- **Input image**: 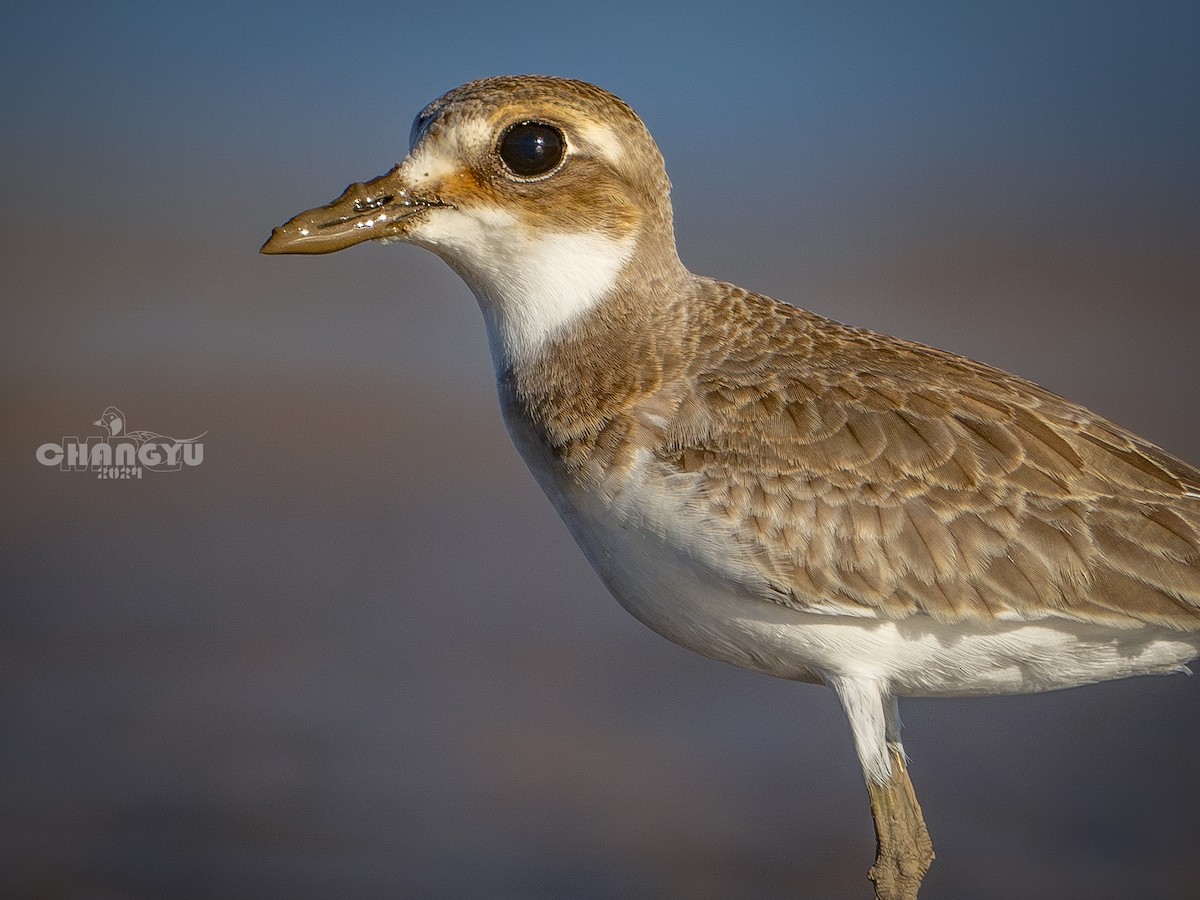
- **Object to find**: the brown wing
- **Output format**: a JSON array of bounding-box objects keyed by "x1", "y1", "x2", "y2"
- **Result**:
[{"x1": 658, "y1": 284, "x2": 1200, "y2": 630}]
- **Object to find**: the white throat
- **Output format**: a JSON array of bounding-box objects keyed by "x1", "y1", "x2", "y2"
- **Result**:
[{"x1": 407, "y1": 207, "x2": 634, "y2": 369}]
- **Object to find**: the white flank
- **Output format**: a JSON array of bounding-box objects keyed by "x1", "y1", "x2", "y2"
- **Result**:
[
  {"x1": 408, "y1": 206, "x2": 634, "y2": 367},
  {"x1": 511, "y1": 427, "x2": 1200, "y2": 696}
]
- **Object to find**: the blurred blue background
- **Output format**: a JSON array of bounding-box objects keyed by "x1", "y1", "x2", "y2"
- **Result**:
[{"x1": 3, "y1": 2, "x2": 1199, "y2": 898}]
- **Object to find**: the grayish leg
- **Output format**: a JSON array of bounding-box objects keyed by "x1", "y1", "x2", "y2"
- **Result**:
[{"x1": 829, "y1": 676, "x2": 934, "y2": 900}]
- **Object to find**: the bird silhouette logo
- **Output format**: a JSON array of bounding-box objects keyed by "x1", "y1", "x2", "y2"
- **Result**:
[
  {"x1": 89, "y1": 407, "x2": 207, "y2": 473},
  {"x1": 92, "y1": 407, "x2": 204, "y2": 445}
]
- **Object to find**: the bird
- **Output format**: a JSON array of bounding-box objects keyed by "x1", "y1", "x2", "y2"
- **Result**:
[{"x1": 262, "y1": 75, "x2": 1200, "y2": 899}]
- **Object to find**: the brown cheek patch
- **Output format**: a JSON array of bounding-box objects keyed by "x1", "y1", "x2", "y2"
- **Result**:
[
  {"x1": 536, "y1": 162, "x2": 644, "y2": 239},
  {"x1": 435, "y1": 153, "x2": 643, "y2": 241},
  {"x1": 437, "y1": 168, "x2": 487, "y2": 203}
]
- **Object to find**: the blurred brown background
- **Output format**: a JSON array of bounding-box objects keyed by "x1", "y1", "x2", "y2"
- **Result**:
[{"x1": 3, "y1": 3, "x2": 1199, "y2": 898}]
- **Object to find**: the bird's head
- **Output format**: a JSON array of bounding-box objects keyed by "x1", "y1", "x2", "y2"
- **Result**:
[
  {"x1": 262, "y1": 76, "x2": 685, "y2": 364},
  {"x1": 94, "y1": 406, "x2": 124, "y2": 436}
]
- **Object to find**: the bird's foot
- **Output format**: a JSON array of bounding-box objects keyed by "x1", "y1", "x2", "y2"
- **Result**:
[{"x1": 866, "y1": 747, "x2": 934, "y2": 900}]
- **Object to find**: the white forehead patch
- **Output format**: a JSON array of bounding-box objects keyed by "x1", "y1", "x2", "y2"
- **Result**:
[
  {"x1": 403, "y1": 115, "x2": 492, "y2": 188},
  {"x1": 405, "y1": 205, "x2": 633, "y2": 368},
  {"x1": 402, "y1": 143, "x2": 457, "y2": 186}
]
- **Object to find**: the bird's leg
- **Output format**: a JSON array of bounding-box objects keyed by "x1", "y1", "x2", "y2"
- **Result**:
[
  {"x1": 866, "y1": 745, "x2": 933, "y2": 900},
  {"x1": 828, "y1": 677, "x2": 934, "y2": 900}
]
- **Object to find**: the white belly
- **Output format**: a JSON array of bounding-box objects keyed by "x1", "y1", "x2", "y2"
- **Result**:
[{"x1": 504, "y1": 412, "x2": 1200, "y2": 698}]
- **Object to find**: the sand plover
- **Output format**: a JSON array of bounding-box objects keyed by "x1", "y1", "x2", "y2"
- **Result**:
[{"x1": 263, "y1": 76, "x2": 1200, "y2": 899}]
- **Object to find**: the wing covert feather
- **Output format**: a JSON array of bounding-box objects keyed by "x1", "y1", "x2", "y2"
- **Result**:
[{"x1": 656, "y1": 284, "x2": 1200, "y2": 629}]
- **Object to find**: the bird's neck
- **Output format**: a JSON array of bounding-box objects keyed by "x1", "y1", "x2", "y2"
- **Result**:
[
  {"x1": 465, "y1": 220, "x2": 681, "y2": 361},
  {"x1": 494, "y1": 253, "x2": 696, "y2": 473}
]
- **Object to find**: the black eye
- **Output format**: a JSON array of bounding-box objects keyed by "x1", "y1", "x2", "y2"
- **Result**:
[{"x1": 498, "y1": 122, "x2": 565, "y2": 178}]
